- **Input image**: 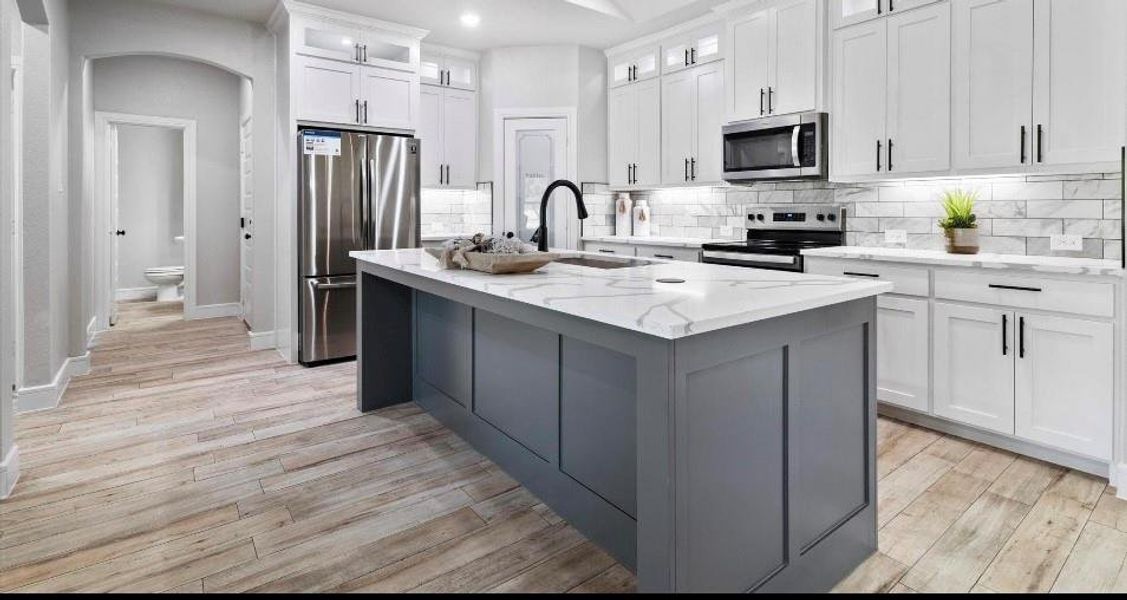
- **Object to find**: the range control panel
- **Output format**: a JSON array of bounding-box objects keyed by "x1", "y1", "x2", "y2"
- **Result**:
[{"x1": 747, "y1": 205, "x2": 846, "y2": 231}]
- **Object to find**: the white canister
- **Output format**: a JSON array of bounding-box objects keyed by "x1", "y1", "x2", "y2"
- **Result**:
[
  {"x1": 633, "y1": 200, "x2": 652, "y2": 237},
  {"x1": 615, "y1": 193, "x2": 633, "y2": 237}
]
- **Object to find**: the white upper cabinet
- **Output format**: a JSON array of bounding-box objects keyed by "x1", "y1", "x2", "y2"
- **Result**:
[
  {"x1": 832, "y1": 20, "x2": 887, "y2": 178},
  {"x1": 1015, "y1": 314, "x2": 1113, "y2": 460},
  {"x1": 359, "y1": 66, "x2": 418, "y2": 131},
  {"x1": 662, "y1": 21, "x2": 726, "y2": 75},
  {"x1": 831, "y1": 0, "x2": 944, "y2": 28},
  {"x1": 952, "y1": 0, "x2": 1034, "y2": 171},
  {"x1": 934, "y1": 302, "x2": 1016, "y2": 435},
  {"x1": 296, "y1": 20, "x2": 365, "y2": 63},
  {"x1": 1031, "y1": 0, "x2": 1127, "y2": 168},
  {"x1": 727, "y1": 0, "x2": 818, "y2": 122},
  {"x1": 421, "y1": 46, "x2": 479, "y2": 91},
  {"x1": 953, "y1": 0, "x2": 1125, "y2": 173},
  {"x1": 295, "y1": 55, "x2": 365, "y2": 125},
  {"x1": 419, "y1": 85, "x2": 478, "y2": 189},
  {"x1": 358, "y1": 32, "x2": 418, "y2": 72},
  {"x1": 662, "y1": 62, "x2": 725, "y2": 185},
  {"x1": 608, "y1": 79, "x2": 661, "y2": 188},
  {"x1": 608, "y1": 45, "x2": 661, "y2": 88},
  {"x1": 885, "y1": 2, "x2": 950, "y2": 174}
]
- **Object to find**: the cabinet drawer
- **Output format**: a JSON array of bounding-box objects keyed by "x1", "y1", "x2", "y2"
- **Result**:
[
  {"x1": 635, "y1": 245, "x2": 701, "y2": 262},
  {"x1": 934, "y1": 270, "x2": 1114, "y2": 318},
  {"x1": 805, "y1": 258, "x2": 930, "y2": 297},
  {"x1": 583, "y1": 242, "x2": 637, "y2": 257}
]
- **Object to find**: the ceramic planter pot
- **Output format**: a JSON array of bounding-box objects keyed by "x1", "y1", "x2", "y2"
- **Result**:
[{"x1": 944, "y1": 228, "x2": 979, "y2": 255}]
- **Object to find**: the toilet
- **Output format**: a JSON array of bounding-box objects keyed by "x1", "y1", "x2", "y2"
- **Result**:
[{"x1": 144, "y1": 266, "x2": 185, "y2": 302}]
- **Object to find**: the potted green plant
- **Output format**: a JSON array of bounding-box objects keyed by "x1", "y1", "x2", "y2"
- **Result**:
[{"x1": 938, "y1": 189, "x2": 980, "y2": 255}]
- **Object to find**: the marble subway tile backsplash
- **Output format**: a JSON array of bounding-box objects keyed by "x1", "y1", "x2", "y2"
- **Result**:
[
  {"x1": 583, "y1": 173, "x2": 1124, "y2": 260},
  {"x1": 421, "y1": 185, "x2": 493, "y2": 237}
]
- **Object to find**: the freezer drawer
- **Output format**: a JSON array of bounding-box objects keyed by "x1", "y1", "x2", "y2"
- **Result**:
[{"x1": 300, "y1": 275, "x2": 357, "y2": 364}]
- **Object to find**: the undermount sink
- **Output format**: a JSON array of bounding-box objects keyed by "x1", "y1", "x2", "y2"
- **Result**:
[{"x1": 555, "y1": 256, "x2": 654, "y2": 270}]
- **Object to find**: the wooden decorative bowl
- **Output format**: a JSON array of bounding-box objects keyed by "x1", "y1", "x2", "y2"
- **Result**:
[{"x1": 426, "y1": 248, "x2": 559, "y2": 274}]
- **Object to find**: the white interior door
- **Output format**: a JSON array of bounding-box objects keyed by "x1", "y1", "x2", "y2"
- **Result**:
[
  {"x1": 239, "y1": 115, "x2": 254, "y2": 328},
  {"x1": 933, "y1": 302, "x2": 1015, "y2": 435},
  {"x1": 501, "y1": 118, "x2": 569, "y2": 247},
  {"x1": 886, "y1": 1, "x2": 950, "y2": 174}
]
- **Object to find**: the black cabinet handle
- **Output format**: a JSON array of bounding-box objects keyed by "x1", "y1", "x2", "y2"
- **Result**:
[
  {"x1": 768, "y1": 87, "x2": 774, "y2": 114},
  {"x1": 691, "y1": 47, "x2": 696, "y2": 64},
  {"x1": 1020, "y1": 126, "x2": 1027, "y2": 163},
  {"x1": 684, "y1": 49, "x2": 690, "y2": 67},
  {"x1": 632, "y1": 163, "x2": 638, "y2": 185},
  {"x1": 1019, "y1": 316, "x2": 1026, "y2": 358},
  {"x1": 1002, "y1": 314, "x2": 1009, "y2": 356},
  {"x1": 598, "y1": 249, "x2": 616, "y2": 254},
  {"x1": 355, "y1": 44, "x2": 361, "y2": 63},
  {"x1": 655, "y1": 254, "x2": 675, "y2": 259},
  {"x1": 760, "y1": 88, "x2": 766, "y2": 116},
  {"x1": 244, "y1": 233, "x2": 252, "y2": 240},
  {"x1": 115, "y1": 230, "x2": 126, "y2": 236},
  {"x1": 989, "y1": 284, "x2": 1043, "y2": 292},
  {"x1": 691, "y1": 158, "x2": 697, "y2": 181},
  {"x1": 889, "y1": 0, "x2": 894, "y2": 11},
  {"x1": 888, "y1": 139, "x2": 894, "y2": 171},
  {"x1": 876, "y1": 140, "x2": 882, "y2": 172},
  {"x1": 363, "y1": 100, "x2": 369, "y2": 124},
  {"x1": 684, "y1": 158, "x2": 690, "y2": 182},
  {"x1": 843, "y1": 271, "x2": 880, "y2": 278},
  {"x1": 355, "y1": 99, "x2": 361, "y2": 124},
  {"x1": 877, "y1": 0, "x2": 882, "y2": 14},
  {"x1": 1036, "y1": 124, "x2": 1044, "y2": 163}
]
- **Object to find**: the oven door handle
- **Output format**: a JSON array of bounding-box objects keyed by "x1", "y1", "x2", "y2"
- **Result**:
[
  {"x1": 791, "y1": 125, "x2": 802, "y2": 168},
  {"x1": 702, "y1": 250, "x2": 798, "y2": 266}
]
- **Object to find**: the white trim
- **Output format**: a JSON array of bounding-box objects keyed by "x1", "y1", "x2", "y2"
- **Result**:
[
  {"x1": 10, "y1": 56, "x2": 22, "y2": 390},
  {"x1": 15, "y1": 353, "x2": 92, "y2": 413},
  {"x1": 278, "y1": 0, "x2": 430, "y2": 39},
  {"x1": 491, "y1": 107, "x2": 580, "y2": 248},
  {"x1": 185, "y1": 302, "x2": 242, "y2": 321},
  {"x1": 114, "y1": 286, "x2": 158, "y2": 302},
  {"x1": 421, "y1": 42, "x2": 481, "y2": 61},
  {"x1": 0, "y1": 444, "x2": 19, "y2": 499},
  {"x1": 247, "y1": 329, "x2": 277, "y2": 351},
  {"x1": 94, "y1": 112, "x2": 198, "y2": 332}
]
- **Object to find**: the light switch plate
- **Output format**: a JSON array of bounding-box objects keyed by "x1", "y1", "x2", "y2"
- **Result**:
[
  {"x1": 885, "y1": 230, "x2": 908, "y2": 245},
  {"x1": 1050, "y1": 234, "x2": 1083, "y2": 252}
]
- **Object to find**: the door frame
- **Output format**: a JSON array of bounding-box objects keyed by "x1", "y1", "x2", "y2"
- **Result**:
[
  {"x1": 10, "y1": 56, "x2": 22, "y2": 389},
  {"x1": 491, "y1": 107, "x2": 579, "y2": 249},
  {"x1": 93, "y1": 111, "x2": 197, "y2": 329},
  {"x1": 239, "y1": 113, "x2": 254, "y2": 329}
]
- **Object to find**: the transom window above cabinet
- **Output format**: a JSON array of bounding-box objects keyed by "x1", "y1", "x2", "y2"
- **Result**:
[
  {"x1": 295, "y1": 18, "x2": 419, "y2": 73},
  {"x1": 661, "y1": 21, "x2": 725, "y2": 75},
  {"x1": 421, "y1": 46, "x2": 478, "y2": 91},
  {"x1": 608, "y1": 45, "x2": 661, "y2": 88},
  {"x1": 831, "y1": 0, "x2": 945, "y2": 29}
]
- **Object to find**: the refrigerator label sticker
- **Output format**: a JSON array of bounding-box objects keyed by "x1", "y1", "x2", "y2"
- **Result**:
[{"x1": 304, "y1": 132, "x2": 341, "y2": 156}]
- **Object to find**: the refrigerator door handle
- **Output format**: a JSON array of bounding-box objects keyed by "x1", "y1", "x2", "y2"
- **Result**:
[
  {"x1": 360, "y1": 153, "x2": 370, "y2": 249},
  {"x1": 368, "y1": 157, "x2": 378, "y2": 248},
  {"x1": 313, "y1": 280, "x2": 358, "y2": 291}
]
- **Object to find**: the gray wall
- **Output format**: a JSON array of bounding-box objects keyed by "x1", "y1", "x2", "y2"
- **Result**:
[
  {"x1": 93, "y1": 55, "x2": 241, "y2": 307},
  {"x1": 115, "y1": 124, "x2": 185, "y2": 291}
]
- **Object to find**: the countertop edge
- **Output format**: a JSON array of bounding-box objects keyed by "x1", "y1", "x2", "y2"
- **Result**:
[{"x1": 802, "y1": 247, "x2": 1124, "y2": 277}]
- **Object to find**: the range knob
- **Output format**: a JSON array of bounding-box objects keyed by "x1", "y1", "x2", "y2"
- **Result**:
[
  {"x1": 756, "y1": 213, "x2": 766, "y2": 222},
  {"x1": 816, "y1": 213, "x2": 826, "y2": 222},
  {"x1": 827, "y1": 213, "x2": 838, "y2": 222}
]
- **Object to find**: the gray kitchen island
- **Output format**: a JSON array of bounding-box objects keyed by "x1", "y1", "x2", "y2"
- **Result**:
[{"x1": 351, "y1": 248, "x2": 892, "y2": 593}]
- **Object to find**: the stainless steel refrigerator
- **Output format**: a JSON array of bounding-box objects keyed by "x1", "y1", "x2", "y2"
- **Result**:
[{"x1": 299, "y1": 129, "x2": 420, "y2": 365}]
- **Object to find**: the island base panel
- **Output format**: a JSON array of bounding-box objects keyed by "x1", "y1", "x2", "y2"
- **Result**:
[{"x1": 357, "y1": 273, "x2": 413, "y2": 412}]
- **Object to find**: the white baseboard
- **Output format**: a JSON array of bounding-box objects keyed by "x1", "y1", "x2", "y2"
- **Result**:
[
  {"x1": 248, "y1": 329, "x2": 277, "y2": 351},
  {"x1": 1115, "y1": 464, "x2": 1127, "y2": 499},
  {"x1": 186, "y1": 303, "x2": 242, "y2": 321},
  {"x1": 115, "y1": 286, "x2": 158, "y2": 302},
  {"x1": 86, "y1": 316, "x2": 98, "y2": 349},
  {"x1": 15, "y1": 353, "x2": 93, "y2": 413},
  {"x1": 0, "y1": 445, "x2": 20, "y2": 499}
]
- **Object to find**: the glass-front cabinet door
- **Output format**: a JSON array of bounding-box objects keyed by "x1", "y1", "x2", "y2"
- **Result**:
[
  {"x1": 297, "y1": 20, "x2": 364, "y2": 63},
  {"x1": 831, "y1": 0, "x2": 883, "y2": 28},
  {"x1": 420, "y1": 52, "x2": 443, "y2": 87},
  {"x1": 444, "y1": 56, "x2": 477, "y2": 91},
  {"x1": 359, "y1": 32, "x2": 417, "y2": 72}
]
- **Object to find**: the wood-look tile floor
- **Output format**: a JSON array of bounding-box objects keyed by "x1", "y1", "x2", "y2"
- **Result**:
[{"x1": 4, "y1": 301, "x2": 1125, "y2": 593}]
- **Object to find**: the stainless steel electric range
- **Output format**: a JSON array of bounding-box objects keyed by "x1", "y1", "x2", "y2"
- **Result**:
[{"x1": 701, "y1": 205, "x2": 846, "y2": 272}]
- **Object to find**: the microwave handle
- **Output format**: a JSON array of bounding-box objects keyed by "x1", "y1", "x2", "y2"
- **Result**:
[{"x1": 791, "y1": 125, "x2": 802, "y2": 168}]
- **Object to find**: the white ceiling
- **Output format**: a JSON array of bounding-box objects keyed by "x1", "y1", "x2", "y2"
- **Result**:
[{"x1": 142, "y1": 0, "x2": 731, "y2": 50}]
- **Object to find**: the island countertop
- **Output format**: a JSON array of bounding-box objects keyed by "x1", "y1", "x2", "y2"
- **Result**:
[{"x1": 351, "y1": 248, "x2": 892, "y2": 339}]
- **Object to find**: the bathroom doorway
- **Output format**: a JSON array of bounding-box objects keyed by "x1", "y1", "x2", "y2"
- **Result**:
[{"x1": 94, "y1": 112, "x2": 197, "y2": 328}]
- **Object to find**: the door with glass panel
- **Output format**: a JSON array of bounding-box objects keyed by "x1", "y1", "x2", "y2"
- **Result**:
[{"x1": 500, "y1": 118, "x2": 572, "y2": 249}]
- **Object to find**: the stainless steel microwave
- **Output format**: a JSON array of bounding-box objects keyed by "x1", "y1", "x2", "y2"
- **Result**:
[{"x1": 722, "y1": 112, "x2": 827, "y2": 182}]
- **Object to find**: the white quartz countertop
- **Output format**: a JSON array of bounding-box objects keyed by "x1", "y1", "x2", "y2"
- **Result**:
[
  {"x1": 802, "y1": 246, "x2": 1124, "y2": 277},
  {"x1": 581, "y1": 235, "x2": 735, "y2": 249},
  {"x1": 352, "y1": 249, "x2": 892, "y2": 340}
]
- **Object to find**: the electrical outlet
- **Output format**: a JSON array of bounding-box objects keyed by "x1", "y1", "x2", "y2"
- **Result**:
[
  {"x1": 1050, "y1": 234, "x2": 1083, "y2": 252},
  {"x1": 885, "y1": 230, "x2": 908, "y2": 245}
]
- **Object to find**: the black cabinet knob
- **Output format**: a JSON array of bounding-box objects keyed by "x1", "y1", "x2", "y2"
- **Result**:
[{"x1": 244, "y1": 233, "x2": 252, "y2": 240}]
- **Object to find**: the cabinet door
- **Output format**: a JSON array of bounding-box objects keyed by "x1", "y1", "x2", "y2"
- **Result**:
[
  {"x1": 876, "y1": 296, "x2": 929, "y2": 412},
  {"x1": 608, "y1": 52, "x2": 635, "y2": 88},
  {"x1": 886, "y1": 1, "x2": 950, "y2": 174},
  {"x1": 663, "y1": 37, "x2": 693, "y2": 75},
  {"x1": 418, "y1": 85, "x2": 443, "y2": 188},
  {"x1": 934, "y1": 303, "x2": 1015, "y2": 435},
  {"x1": 295, "y1": 55, "x2": 361, "y2": 125},
  {"x1": 360, "y1": 67, "x2": 418, "y2": 131},
  {"x1": 690, "y1": 22, "x2": 726, "y2": 66},
  {"x1": 1015, "y1": 314, "x2": 1113, "y2": 460},
  {"x1": 359, "y1": 32, "x2": 417, "y2": 73},
  {"x1": 832, "y1": 20, "x2": 887, "y2": 177},
  {"x1": 772, "y1": 0, "x2": 818, "y2": 116},
  {"x1": 635, "y1": 79, "x2": 662, "y2": 187},
  {"x1": 953, "y1": 0, "x2": 1034, "y2": 170},
  {"x1": 1032, "y1": 0, "x2": 1127, "y2": 167},
  {"x1": 296, "y1": 20, "x2": 362, "y2": 63},
  {"x1": 727, "y1": 9, "x2": 773, "y2": 122},
  {"x1": 442, "y1": 89, "x2": 477, "y2": 188},
  {"x1": 419, "y1": 51, "x2": 443, "y2": 87},
  {"x1": 444, "y1": 55, "x2": 478, "y2": 91},
  {"x1": 634, "y1": 46, "x2": 662, "y2": 82},
  {"x1": 662, "y1": 70, "x2": 696, "y2": 184},
  {"x1": 692, "y1": 63, "x2": 726, "y2": 184},
  {"x1": 608, "y1": 85, "x2": 637, "y2": 188}
]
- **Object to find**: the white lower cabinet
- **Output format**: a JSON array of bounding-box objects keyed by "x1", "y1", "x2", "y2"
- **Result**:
[
  {"x1": 876, "y1": 296, "x2": 929, "y2": 412},
  {"x1": 934, "y1": 302, "x2": 1016, "y2": 435},
  {"x1": 1015, "y1": 314, "x2": 1113, "y2": 460}
]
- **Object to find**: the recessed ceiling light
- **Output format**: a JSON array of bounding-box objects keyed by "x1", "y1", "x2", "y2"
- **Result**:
[{"x1": 460, "y1": 12, "x2": 481, "y2": 28}]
